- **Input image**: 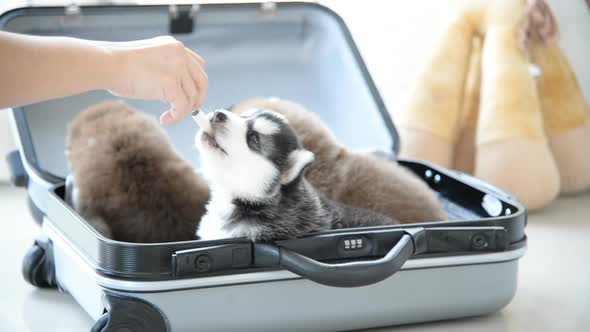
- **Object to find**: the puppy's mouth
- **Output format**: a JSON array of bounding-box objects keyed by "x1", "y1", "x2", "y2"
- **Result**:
[{"x1": 201, "y1": 132, "x2": 227, "y2": 155}]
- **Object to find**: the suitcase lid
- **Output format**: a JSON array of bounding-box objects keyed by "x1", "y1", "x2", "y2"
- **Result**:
[{"x1": 1, "y1": 1, "x2": 398, "y2": 184}]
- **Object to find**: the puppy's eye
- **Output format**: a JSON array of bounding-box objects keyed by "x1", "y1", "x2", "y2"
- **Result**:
[{"x1": 247, "y1": 131, "x2": 260, "y2": 145}]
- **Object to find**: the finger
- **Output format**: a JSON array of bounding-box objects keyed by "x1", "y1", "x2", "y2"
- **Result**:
[
  {"x1": 188, "y1": 62, "x2": 209, "y2": 107},
  {"x1": 173, "y1": 80, "x2": 194, "y2": 123},
  {"x1": 186, "y1": 56, "x2": 208, "y2": 108},
  {"x1": 181, "y1": 72, "x2": 199, "y2": 109},
  {"x1": 160, "y1": 82, "x2": 191, "y2": 125},
  {"x1": 159, "y1": 110, "x2": 174, "y2": 125},
  {"x1": 186, "y1": 48, "x2": 205, "y2": 67}
]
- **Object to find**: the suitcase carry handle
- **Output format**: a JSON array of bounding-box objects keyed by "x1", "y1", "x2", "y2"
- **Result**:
[{"x1": 256, "y1": 229, "x2": 423, "y2": 287}]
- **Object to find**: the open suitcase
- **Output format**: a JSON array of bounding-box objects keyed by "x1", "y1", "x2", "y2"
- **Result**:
[{"x1": 2, "y1": 2, "x2": 527, "y2": 331}]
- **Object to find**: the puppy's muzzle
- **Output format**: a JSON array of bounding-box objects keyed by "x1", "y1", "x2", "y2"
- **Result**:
[{"x1": 212, "y1": 111, "x2": 227, "y2": 124}]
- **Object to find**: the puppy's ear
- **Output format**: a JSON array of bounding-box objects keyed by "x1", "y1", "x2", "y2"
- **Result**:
[{"x1": 281, "y1": 149, "x2": 314, "y2": 185}]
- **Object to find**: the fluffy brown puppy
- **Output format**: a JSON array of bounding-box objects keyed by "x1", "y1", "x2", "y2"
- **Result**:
[
  {"x1": 66, "y1": 100, "x2": 209, "y2": 243},
  {"x1": 231, "y1": 98, "x2": 447, "y2": 224}
]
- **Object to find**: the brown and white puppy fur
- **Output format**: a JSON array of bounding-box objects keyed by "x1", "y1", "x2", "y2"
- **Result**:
[
  {"x1": 230, "y1": 98, "x2": 448, "y2": 223},
  {"x1": 66, "y1": 101, "x2": 209, "y2": 243}
]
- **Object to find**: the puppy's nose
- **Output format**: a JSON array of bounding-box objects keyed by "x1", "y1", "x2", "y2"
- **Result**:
[{"x1": 212, "y1": 111, "x2": 227, "y2": 123}]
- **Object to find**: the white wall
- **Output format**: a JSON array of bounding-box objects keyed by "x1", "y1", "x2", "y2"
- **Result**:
[{"x1": 327, "y1": 0, "x2": 590, "y2": 110}]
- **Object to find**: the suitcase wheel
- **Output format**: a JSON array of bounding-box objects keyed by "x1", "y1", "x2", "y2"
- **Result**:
[
  {"x1": 95, "y1": 294, "x2": 169, "y2": 332},
  {"x1": 22, "y1": 238, "x2": 57, "y2": 288},
  {"x1": 90, "y1": 313, "x2": 109, "y2": 332}
]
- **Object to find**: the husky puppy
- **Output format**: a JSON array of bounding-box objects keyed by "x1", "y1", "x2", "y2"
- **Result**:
[
  {"x1": 230, "y1": 98, "x2": 448, "y2": 223},
  {"x1": 195, "y1": 109, "x2": 398, "y2": 242},
  {"x1": 66, "y1": 101, "x2": 210, "y2": 243}
]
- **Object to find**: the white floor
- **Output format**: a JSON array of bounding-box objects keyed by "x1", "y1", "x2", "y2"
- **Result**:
[{"x1": 0, "y1": 185, "x2": 589, "y2": 331}]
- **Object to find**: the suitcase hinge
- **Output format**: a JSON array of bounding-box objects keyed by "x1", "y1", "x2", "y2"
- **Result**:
[
  {"x1": 259, "y1": 1, "x2": 277, "y2": 18},
  {"x1": 261, "y1": 1, "x2": 277, "y2": 12},
  {"x1": 5, "y1": 150, "x2": 27, "y2": 188},
  {"x1": 61, "y1": 3, "x2": 83, "y2": 27},
  {"x1": 169, "y1": 4, "x2": 199, "y2": 34}
]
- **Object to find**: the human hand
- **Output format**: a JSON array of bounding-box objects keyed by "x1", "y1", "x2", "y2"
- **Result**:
[{"x1": 105, "y1": 36, "x2": 208, "y2": 125}]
